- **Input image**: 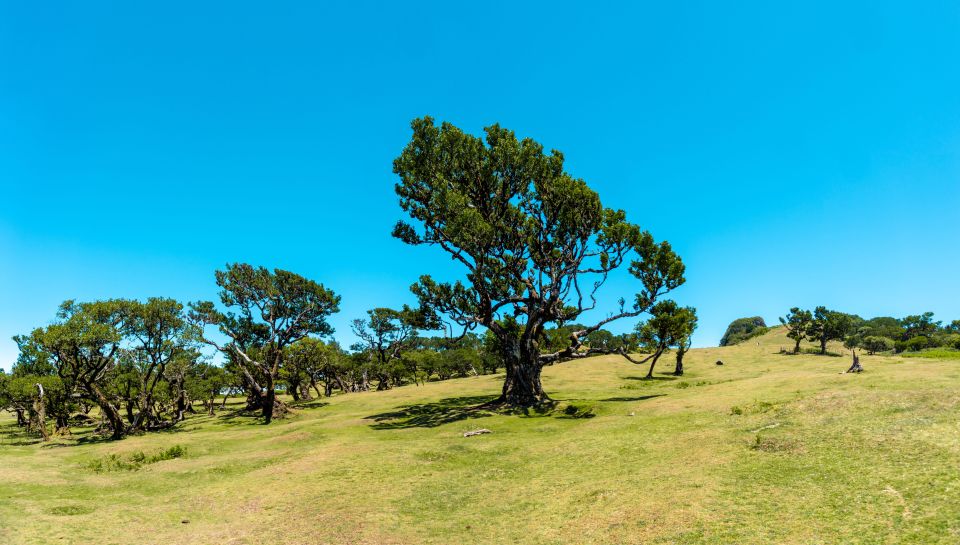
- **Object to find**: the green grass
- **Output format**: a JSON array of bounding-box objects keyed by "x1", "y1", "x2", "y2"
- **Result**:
[
  {"x1": 899, "y1": 347, "x2": 960, "y2": 360},
  {"x1": 2, "y1": 327, "x2": 960, "y2": 544},
  {"x1": 85, "y1": 445, "x2": 187, "y2": 473}
]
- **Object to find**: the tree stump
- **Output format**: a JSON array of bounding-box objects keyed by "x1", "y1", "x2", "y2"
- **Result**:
[{"x1": 846, "y1": 350, "x2": 863, "y2": 373}]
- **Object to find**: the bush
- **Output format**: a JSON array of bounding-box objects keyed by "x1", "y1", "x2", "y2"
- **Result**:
[
  {"x1": 940, "y1": 333, "x2": 960, "y2": 350},
  {"x1": 720, "y1": 317, "x2": 769, "y2": 346},
  {"x1": 902, "y1": 336, "x2": 932, "y2": 353},
  {"x1": 861, "y1": 336, "x2": 895, "y2": 354}
]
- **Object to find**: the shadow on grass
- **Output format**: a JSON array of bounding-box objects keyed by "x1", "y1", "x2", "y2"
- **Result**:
[
  {"x1": 74, "y1": 432, "x2": 114, "y2": 445},
  {"x1": 780, "y1": 350, "x2": 844, "y2": 358},
  {"x1": 366, "y1": 395, "x2": 499, "y2": 430},
  {"x1": 599, "y1": 394, "x2": 666, "y2": 402},
  {"x1": 293, "y1": 400, "x2": 330, "y2": 410},
  {"x1": 623, "y1": 375, "x2": 678, "y2": 381}
]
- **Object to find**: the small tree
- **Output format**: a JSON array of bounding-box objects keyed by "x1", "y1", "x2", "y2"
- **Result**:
[
  {"x1": 672, "y1": 307, "x2": 698, "y2": 376},
  {"x1": 185, "y1": 362, "x2": 231, "y2": 415},
  {"x1": 635, "y1": 301, "x2": 697, "y2": 379},
  {"x1": 779, "y1": 308, "x2": 812, "y2": 353},
  {"x1": 283, "y1": 337, "x2": 346, "y2": 398},
  {"x1": 351, "y1": 307, "x2": 435, "y2": 390},
  {"x1": 807, "y1": 307, "x2": 855, "y2": 355},
  {"x1": 392, "y1": 117, "x2": 684, "y2": 406},
  {"x1": 190, "y1": 264, "x2": 340, "y2": 423}
]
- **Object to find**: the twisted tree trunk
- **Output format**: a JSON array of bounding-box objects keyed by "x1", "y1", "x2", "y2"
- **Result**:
[
  {"x1": 673, "y1": 347, "x2": 686, "y2": 376},
  {"x1": 498, "y1": 338, "x2": 549, "y2": 407},
  {"x1": 88, "y1": 381, "x2": 126, "y2": 440},
  {"x1": 15, "y1": 407, "x2": 27, "y2": 427},
  {"x1": 33, "y1": 383, "x2": 49, "y2": 441},
  {"x1": 645, "y1": 351, "x2": 663, "y2": 379}
]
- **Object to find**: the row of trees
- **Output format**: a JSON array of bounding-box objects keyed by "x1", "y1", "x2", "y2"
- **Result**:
[
  {"x1": 1, "y1": 274, "x2": 699, "y2": 441},
  {"x1": 780, "y1": 307, "x2": 960, "y2": 355},
  {"x1": 3, "y1": 117, "x2": 699, "y2": 440}
]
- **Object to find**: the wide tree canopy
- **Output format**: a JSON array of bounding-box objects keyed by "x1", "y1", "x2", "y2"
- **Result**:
[{"x1": 392, "y1": 117, "x2": 685, "y2": 406}]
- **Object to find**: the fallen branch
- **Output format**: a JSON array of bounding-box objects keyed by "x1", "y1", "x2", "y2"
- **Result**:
[{"x1": 463, "y1": 429, "x2": 492, "y2": 437}]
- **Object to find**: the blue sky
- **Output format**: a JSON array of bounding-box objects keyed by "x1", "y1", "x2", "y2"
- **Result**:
[{"x1": 2, "y1": 1, "x2": 959, "y2": 370}]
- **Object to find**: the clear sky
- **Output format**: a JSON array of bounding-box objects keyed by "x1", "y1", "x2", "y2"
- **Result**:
[{"x1": 2, "y1": 1, "x2": 959, "y2": 370}]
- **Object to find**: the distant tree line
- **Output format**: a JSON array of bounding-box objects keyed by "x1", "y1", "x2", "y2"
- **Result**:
[{"x1": 779, "y1": 307, "x2": 960, "y2": 355}]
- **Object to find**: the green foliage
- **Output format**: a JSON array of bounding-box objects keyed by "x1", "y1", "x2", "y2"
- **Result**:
[
  {"x1": 719, "y1": 317, "x2": 768, "y2": 346},
  {"x1": 637, "y1": 301, "x2": 697, "y2": 352},
  {"x1": 784, "y1": 309, "x2": 960, "y2": 355},
  {"x1": 350, "y1": 307, "x2": 435, "y2": 390},
  {"x1": 392, "y1": 117, "x2": 684, "y2": 402},
  {"x1": 900, "y1": 335, "x2": 934, "y2": 353},
  {"x1": 901, "y1": 312, "x2": 941, "y2": 340},
  {"x1": 807, "y1": 307, "x2": 858, "y2": 355},
  {"x1": 86, "y1": 445, "x2": 186, "y2": 473},
  {"x1": 858, "y1": 316, "x2": 904, "y2": 340},
  {"x1": 190, "y1": 263, "x2": 341, "y2": 422},
  {"x1": 903, "y1": 348, "x2": 960, "y2": 360},
  {"x1": 779, "y1": 308, "x2": 812, "y2": 353},
  {"x1": 281, "y1": 337, "x2": 346, "y2": 398},
  {"x1": 860, "y1": 336, "x2": 895, "y2": 354}
]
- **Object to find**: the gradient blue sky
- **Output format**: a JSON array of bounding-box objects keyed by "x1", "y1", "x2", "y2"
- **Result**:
[{"x1": 2, "y1": 1, "x2": 959, "y2": 370}]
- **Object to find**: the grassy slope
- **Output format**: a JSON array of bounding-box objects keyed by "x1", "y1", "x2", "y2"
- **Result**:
[{"x1": 2, "y1": 327, "x2": 960, "y2": 545}]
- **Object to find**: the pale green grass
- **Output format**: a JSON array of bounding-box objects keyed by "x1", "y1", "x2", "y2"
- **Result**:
[
  {"x1": 2, "y1": 327, "x2": 959, "y2": 544},
  {"x1": 900, "y1": 348, "x2": 960, "y2": 360}
]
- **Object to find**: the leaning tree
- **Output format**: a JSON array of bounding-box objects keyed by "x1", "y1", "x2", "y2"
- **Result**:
[
  {"x1": 190, "y1": 264, "x2": 340, "y2": 423},
  {"x1": 669, "y1": 305, "x2": 698, "y2": 376},
  {"x1": 29, "y1": 300, "x2": 129, "y2": 439},
  {"x1": 634, "y1": 300, "x2": 697, "y2": 378},
  {"x1": 779, "y1": 307, "x2": 813, "y2": 353},
  {"x1": 392, "y1": 117, "x2": 685, "y2": 406}
]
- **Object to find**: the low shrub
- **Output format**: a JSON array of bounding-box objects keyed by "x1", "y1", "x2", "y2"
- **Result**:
[{"x1": 86, "y1": 445, "x2": 186, "y2": 473}]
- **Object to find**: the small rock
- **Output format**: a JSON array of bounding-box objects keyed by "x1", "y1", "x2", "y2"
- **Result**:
[
  {"x1": 463, "y1": 429, "x2": 492, "y2": 437},
  {"x1": 715, "y1": 360, "x2": 724, "y2": 366},
  {"x1": 628, "y1": 412, "x2": 635, "y2": 416}
]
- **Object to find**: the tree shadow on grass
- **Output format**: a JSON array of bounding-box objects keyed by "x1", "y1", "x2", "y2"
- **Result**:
[
  {"x1": 215, "y1": 409, "x2": 272, "y2": 427},
  {"x1": 599, "y1": 394, "x2": 666, "y2": 402},
  {"x1": 293, "y1": 400, "x2": 329, "y2": 410},
  {"x1": 366, "y1": 395, "x2": 499, "y2": 430},
  {"x1": 623, "y1": 375, "x2": 678, "y2": 381},
  {"x1": 74, "y1": 432, "x2": 114, "y2": 445}
]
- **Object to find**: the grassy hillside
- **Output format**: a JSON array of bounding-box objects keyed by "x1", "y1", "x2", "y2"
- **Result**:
[{"x1": 3, "y1": 327, "x2": 960, "y2": 544}]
